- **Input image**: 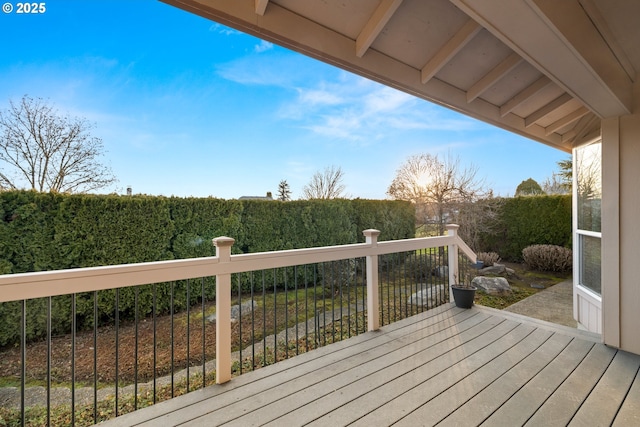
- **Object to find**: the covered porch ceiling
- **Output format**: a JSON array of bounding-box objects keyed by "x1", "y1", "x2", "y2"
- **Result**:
[{"x1": 161, "y1": 0, "x2": 640, "y2": 154}]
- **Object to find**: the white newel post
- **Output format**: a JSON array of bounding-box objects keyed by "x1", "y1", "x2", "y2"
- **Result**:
[
  {"x1": 364, "y1": 229, "x2": 381, "y2": 331},
  {"x1": 446, "y1": 224, "x2": 460, "y2": 303},
  {"x1": 213, "y1": 236, "x2": 234, "y2": 384}
]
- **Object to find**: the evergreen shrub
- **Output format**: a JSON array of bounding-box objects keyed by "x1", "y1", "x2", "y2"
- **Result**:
[{"x1": 0, "y1": 192, "x2": 414, "y2": 346}]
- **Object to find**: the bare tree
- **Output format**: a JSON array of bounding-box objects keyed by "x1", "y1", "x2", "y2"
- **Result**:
[
  {"x1": 542, "y1": 173, "x2": 570, "y2": 195},
  {"x1": 542, "y1": 157, "x2": 572, "y2": 195},
  {"x1": 277, "y1": 179, "x2": 292, "y2": 201},
  {"x1": 387, "y1": 153, "x2": 490, "y2": 238},
  {"x1": 0, "y1": 95, "x2": 116, "y2": 193},
  {"x1": 302, "y1": 165, "x2": 346, "y2": 199}
]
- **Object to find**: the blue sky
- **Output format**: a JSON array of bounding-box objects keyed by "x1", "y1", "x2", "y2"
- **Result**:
[{"x1": 0, "y1": 0, "x2": 568, "y2": 199}]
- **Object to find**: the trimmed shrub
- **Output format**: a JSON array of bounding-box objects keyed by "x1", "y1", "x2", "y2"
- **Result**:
[
  {"x1": 477, "y1": 252, "x2": 501, "y2": 267},
  {"x1": 522, "y1": 244, "x2": 572, "y2": 272}
]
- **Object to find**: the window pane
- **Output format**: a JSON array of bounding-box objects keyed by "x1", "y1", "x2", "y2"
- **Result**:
[
  {"x1": 579, "y1": 234, "x2": 601, "y2": 295},
  {"x1": 576, "y1": 142, "x2": 602, "y2": 232}
]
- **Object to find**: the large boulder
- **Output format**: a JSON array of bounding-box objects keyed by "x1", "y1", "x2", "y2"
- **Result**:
[
  {"x1": 472, "y1": 276, "x2": 511, "y2": 295},
  {"x1": 408, "y1": 284, "x2": 447, "y2": 308}
]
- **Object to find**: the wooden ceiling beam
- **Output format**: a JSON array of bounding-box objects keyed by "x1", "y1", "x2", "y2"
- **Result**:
[
  {"x1": 356, "y1": 0, "x2": 404, "y2": 58},
  {"x1": 561, "y1": 113, "x2": 593, "y2": 144},
  {"x1": 579, "y1": 0, "x2": 636, "y2": 81},
  {"x1": 573, "y1": 114, "x2": 600, "y2": 143},
  {"x1": 545, "y1": 106, "x2": 590, "y2": 136},
  {"x1": 255, "y1": 0, "x2": 268, "y2": 16},
  {"x1": 524, "y1": 93, "x2": 573, "y2": 128},
  {"x1": 499, "y1": 76, "x2": 551, "y2": 117},
  {"x1": 467, "y1": 52, "x2": 522, "y2": 103},
  {"x1": 420, "y1": 19, "x2": 481, "y2": 84}
]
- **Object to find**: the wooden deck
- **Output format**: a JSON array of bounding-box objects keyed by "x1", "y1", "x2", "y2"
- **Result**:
[{"x1": 102, "y1": 303, "x2": 640, "y2": 426}]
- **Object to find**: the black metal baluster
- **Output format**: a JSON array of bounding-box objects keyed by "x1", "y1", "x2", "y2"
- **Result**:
[
  {"x1": 71, "y1": 294, "x2": 76, "y2": 426},
  {"x1": 304, "y1": 266, "x2": 309, "y2": 351},
  {"x1": 47, "y1": 296, "x2": 51, "y2": 426},
  {"x1": 339, "y1": 261, "x2": 344, "y2": 341},
  {"x1": 284, "y1": 269, "x2": 288, "y2": 360},
  {"x1": 294, "y1": 265, "x2": 299, "y2": 355},
  {"x1": 93, "y1": 291, "x2": 98, "y2": 423},
  {"x1": 115, "y1": 289, "x2": 119, "y2": 416},
  {"x1": 262, "y1": 271, "x2": 266, "y2": 367},
  {"x1": 170, "y1": 282, "x2": 174, "y2": 397},
  {"x1": 330, "y1": 262, "x2": 335, "y2": 343},
  {"x1": 322, "y1": 263, "x2": 327, "y2": 346},
  {"x1": 250, "y1": 271, "x2": 255, "y2": 370},
  {"x1": 273, "y1": 269, "x2": 277, "y2": 362},
  {"x1": 134, "y1": 286, "x2": 139, "y2": 409},
  {"x1": 153, "y1": 284, "x2": 157, "y2": 403},
  {"x1": 314, "y1": 265, "x2": 319, "y2": 348},
  {"x1": 346, "y1": 259, "x2": 351, "y2": 338},
  {"x1": 20, "y1": 300, "x2": 25, "y2": 427},
  {"x1": 186, "y1": 279, "x2": 191, "y2": 390},
  {"x1": 201, "y1": 278, "x2": 206, "y2": 388},
  {"x1": 237, "y1": 275, "x2": 242, "y2": 375}
]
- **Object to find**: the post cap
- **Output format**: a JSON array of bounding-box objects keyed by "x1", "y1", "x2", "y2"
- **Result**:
[{"x1": 212, "y1": 236, "x2": 235, "y2": 247}]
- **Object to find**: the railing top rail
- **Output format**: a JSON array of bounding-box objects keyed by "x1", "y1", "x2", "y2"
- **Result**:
[{"x1": 0, "y1": 233, "x2": 461, "y2": 303}]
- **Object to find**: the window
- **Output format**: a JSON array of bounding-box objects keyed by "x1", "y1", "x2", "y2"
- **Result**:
[{"x1": 575, "y1": 142, "x2": 601, "y2": 295}]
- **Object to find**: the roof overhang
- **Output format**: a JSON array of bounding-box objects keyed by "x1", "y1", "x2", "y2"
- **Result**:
[{"x1": 161, "y1": 0, "x2": 640, "y2": 153}]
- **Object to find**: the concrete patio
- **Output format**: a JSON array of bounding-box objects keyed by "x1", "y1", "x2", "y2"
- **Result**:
[{"x1": 504, "y1": 279, "x2": 577, "y2": 329}]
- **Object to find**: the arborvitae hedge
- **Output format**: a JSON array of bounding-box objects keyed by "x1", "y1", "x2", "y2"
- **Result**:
[
  {"x1": 0, "y1": 191, "x2": 414, "y2": 346},
  {"x1": 478, "y1": 195, "x2": 571, "y2": 261}
]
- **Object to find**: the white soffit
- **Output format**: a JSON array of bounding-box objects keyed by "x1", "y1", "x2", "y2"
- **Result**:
[{"x1": 160, "y1": 0, "x2": 639, "y2": 152}]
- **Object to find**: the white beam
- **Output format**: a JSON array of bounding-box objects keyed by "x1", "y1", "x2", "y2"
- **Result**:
[
  {"x1": 524, "y1": 93, "x2": 573, "y2": 128},
  {"x1": 467, "y1": 52, "x2": 522, "y2": 103},
  {"x1": 356, "y1": 0, "x2": 404, "y2": 58},
  {"x1": 500, "y1": 76, "x2": 551, "y2": 117},
  {"x1": 255, "y1": 0, "x2": 268, "y2": 16},
  {"x1": 545, "y1": 106, "x2": 590, "y2": 136},
  {"x1": 573, "y1": 114, "x2": 600, "y2": 144},
  {"x1": 562, "y1": 113, "x2": 598, "y2": 144},
  {"x1": 451, "y1": 0, "x2": 631, "y2": 117},
  {"x1": 579, "y1": 0, "x2": 636, "y2": 82},
  {"x1": 420, "y1": 19, "x2": 481, "y2": 84}
]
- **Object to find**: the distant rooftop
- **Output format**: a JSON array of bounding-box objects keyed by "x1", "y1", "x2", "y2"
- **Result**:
[{"x1": 239, "y1": 192, "x2": 273, "y2": 201}]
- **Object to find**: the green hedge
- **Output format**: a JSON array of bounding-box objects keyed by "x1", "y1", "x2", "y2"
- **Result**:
[
  {"x1": 479, "y1": 195, "x2": 571, "y2": 261},
  {"x1": 0, "y1": 191, "x2": 414, "y2": 346}
]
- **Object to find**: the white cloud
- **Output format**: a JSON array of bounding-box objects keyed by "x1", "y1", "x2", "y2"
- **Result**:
[
  {"x1": 209, "y1": 23, "x2": 242, "y2": 36},
  {"x1": 254, "y1": 40, "x2": 274, "y2": 53},
  {"x1": 216, "y1": 50, "x2": 479, "y2": 143},
  {"x1": 278, "y1": 74, "x2": 479, "y2": 143}
]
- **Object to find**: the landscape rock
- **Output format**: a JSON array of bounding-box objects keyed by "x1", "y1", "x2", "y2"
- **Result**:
[
  {"x1": 432, "y1": 266, "x2": 449, "y2": 278},
  {"x1": 472, "y1": 276, "x2": 512, "y2": 295},
  {"x1": 207, "y1": 300, "x2": 258, "y2": 323},
  {"x1": 479, "y1": 264, "x2": 506, "y2": 275},
  {"x1": 408, "y1": 285, "x2": 447, "y2": 308}
]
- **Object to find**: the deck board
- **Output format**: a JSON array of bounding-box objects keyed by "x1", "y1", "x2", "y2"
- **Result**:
[
  {"x1": 479, "y1": 337, "x2": 595, "y2": 426},
  {"x1": 100, "y1": 303, "x2": 640, "y2": 427},
  {"x1": 569, "y1": 350, "x2": 640, "y2": 426},
  {"x1": 438, "y1": 334, "x2": 586, "y2": 426}
]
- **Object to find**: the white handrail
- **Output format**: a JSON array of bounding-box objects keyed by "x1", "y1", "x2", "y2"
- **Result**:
[
  {"x1": 0, "y1": 233, "x2": 462, "y2": 303},
  {"x1": 0, "y1": 225, "x2": 477, "y2": 386}
]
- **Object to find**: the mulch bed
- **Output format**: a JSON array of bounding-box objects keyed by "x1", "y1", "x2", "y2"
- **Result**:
[{"x1": 0, "y1": 302, "x2": 282, "y2": 386}]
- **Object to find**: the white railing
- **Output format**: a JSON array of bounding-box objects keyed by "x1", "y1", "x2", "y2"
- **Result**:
[{"x1": 0, "y1": 225, "x2": 475, "y2": 385}]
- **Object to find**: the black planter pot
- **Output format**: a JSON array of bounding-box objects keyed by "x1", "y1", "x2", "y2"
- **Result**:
[{"x1": 451, "y1": 285, "x2": 476, "y2": 308}]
